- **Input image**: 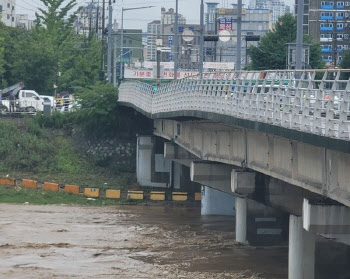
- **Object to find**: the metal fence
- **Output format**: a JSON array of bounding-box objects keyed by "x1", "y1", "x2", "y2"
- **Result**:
[{"x1": 119, "y1": 69, "x2": 350, "y2": 140}]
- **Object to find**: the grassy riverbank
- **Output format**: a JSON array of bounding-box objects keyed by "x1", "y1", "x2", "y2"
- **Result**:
[{"x1": 0, "y1": 117, "x2": 136, "y2": 190}]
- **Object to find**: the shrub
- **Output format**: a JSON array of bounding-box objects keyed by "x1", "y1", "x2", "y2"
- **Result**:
[{"x1": 74, "y1": 83, "x2": 120, "y2": 137}]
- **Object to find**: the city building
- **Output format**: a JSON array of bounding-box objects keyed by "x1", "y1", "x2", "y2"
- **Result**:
[
  {"x1": 16, "y1": 14, "x2": 34, "y2": 30},
  {"x1": 161, "y1": 7, "x2": 186, "y2": 26},
  {"x1": 73, "y1": 3, "x2": 103, "y2": 37},
  {"x1": 205, "y1": 3, "x2": 273, "y2": 67},
  {"x1": 296, "y1": 0, "x2": 350, "y2": 66},
  {"x1": 0, "y1": 0, "x2": 16, "y2": 27},
  {"x1": 147, "y1": 20, "x2": 161, "y2": 61},
  {"x1": 249, "y1": 0, "x2": 291, "y2": 23},
  {"x1": 162, "y1": 24, "x2": 201, "y2": 70},
  {"x1": 116, "y1": 29, "x2": 143, "y2": 64}
]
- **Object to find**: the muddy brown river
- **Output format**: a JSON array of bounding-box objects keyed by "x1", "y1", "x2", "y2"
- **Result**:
[{"x1": 0, "y1": 204, "x2": 287, "y2": 279}]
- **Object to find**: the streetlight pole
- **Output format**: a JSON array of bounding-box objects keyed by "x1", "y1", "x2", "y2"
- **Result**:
[
  {"x1": 100, "y1": 0, "x2": 106, "y2": 80},
  {"x1": 199, "y1": 0, "x2": 204, "y2": 76},
  {"x1": 174, "y1": 0, "x2": 179, "y2": 80},
  {"x1": 113, "y1": 36, "x2": 117, "y2": 87},
  {"x1": 296, "y1": 0, "x2": 304, "y2": 70},
  {"x1": 119, "y1": 6, "x2": 155, "y2": 84},
  {"x1": 236, "y1": 0, "x2": 242, "y2": 71}
]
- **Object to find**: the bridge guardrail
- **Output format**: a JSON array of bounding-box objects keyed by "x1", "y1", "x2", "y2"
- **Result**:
[{"x1": 119, "y1": 69, "x2": 350, "y2": 140}]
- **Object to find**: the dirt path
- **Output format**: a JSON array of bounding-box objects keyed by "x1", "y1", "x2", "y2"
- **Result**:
[{"x1": 0, "y1": 204, "x2": 287, "y2": 279}]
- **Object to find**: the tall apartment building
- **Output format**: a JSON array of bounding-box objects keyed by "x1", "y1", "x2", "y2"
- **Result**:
[
  {"x1": 249, "y1": 0, "x2": 291, "y2": 23},
  {"x1": 205, "y1": 4, "x2": 273, "y2": 67},
  {"x1": 73, "y1": 3, "x2": 103, "y2": 37},
  {"x1": 147, "y1": 20, "x2": 161, "y2": 61},
  {"x1": 296, "y1": 0, "x2": 350, "y2": 66},
  {"x1": 161, "y1": 7, "x2": 186, "y2": 26},
  {"x1": 0, "y1": 0, "x2": 16, "y2": 27}
]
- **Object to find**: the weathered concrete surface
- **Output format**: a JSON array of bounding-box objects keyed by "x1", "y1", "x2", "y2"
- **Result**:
[
  {"x1": 288, "y1": 215, "x2": 315, "y2": 279},
  {"x1": 137, "y1": 136, "x2": 170, "y2": 188},
  {"x1": 190, "y1": 162, "x2": 233, "y2": 194},
  {"x1": 201, "y1": 186, "x2": 235, "y2": 216},
  {"x1": 303, "y1": 199, "x2": 350, "y2": 245},
  {"x1": 154, "y1": 119, "x2": 350, "y2": 207},
  {"x1": 171, "y1": 162, "x2": 201, "y2": 193},
  {"x1": 164, "y1": 142, "x2": 199, "y2": 167}
]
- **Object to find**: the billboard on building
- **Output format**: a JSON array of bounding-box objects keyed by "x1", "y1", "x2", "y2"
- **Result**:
[{"x1": 218, "y1": 18, "x2": 233, "y2": 31}]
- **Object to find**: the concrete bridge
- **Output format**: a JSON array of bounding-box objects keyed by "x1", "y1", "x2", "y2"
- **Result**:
[{"x1": 119, "y1": 69, "x2": 350, "y2": 279}]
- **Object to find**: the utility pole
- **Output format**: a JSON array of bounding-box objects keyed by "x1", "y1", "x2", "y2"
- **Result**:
[
  {"x1": 236, "y1": 0, "x2": 242, "y2": 71},
  {"x1": 96, "y1": 0, "x2": 100, "y2": 39},
  {"x1": 199, "y1": 0, "x2": 204, "y2": 76},
  {"x1": 295, "y1": 0, "x2": 304, "y2": 70},
  {"x1": 120, "y1": 8, "x2": 124, "y2": 83},
  {"x1": 88, "y1": 1, "x2": 94, "y2": 40},
  {"x1": 174, "y1": 0, "x2": 179, "y2": 81},
  {"x1": 113, "y1": 36, "x2": 117, "y2": 87},
  {"x1": 332, "y1": 16, "x2": 338, "y2": 68},
  {"x1": 100, "y1": 0, "x2": 106, "y2": 80},
  {"x1": 107, "y1": 0, "x2": 113, "y2": 82}
]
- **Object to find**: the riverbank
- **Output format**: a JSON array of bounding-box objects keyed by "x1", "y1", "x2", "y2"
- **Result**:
[{"x1": 0, "y1": 117, "x2": 136, "y2": 190}]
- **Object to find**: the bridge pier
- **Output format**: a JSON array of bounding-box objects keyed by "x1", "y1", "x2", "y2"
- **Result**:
[
  {"x1": 201, "y1": 186, "x2": 235, "y2": 216},
  {"x1": 236, "y1": 197, "x2": 247, "y2": 243},
  {"x1": 289, "y1": 215, "x2": 315, "y2": 279},
  {"x1": 303, "y1": 198, "x2": 350, "y2": 245},
  {"x1": 136, "y1": 136, "x2": 171, "y2": 188}
]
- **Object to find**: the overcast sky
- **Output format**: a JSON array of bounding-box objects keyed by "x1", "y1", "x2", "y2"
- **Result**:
[{"x1": 17, "y1": 0, "x2": 295, "y2": 31}]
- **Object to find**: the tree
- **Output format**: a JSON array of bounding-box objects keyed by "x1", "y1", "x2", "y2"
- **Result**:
[
  {"x1": 248, "y1": 13, "x2": 324, "y2": 70},
  {"x1": 59, "y1": 37, "x2": 101, "y2": 91},
  {"x1": 340, "y1": 51, "x2": 350, "y2": 69},
  {"x1": 12, "y1": 36, "x2": 57, "y2": 93},
  {"x1": 340, "y1": 51, "x2": 350, "y2": 79},
  {"x1": 74, "y1": 83, "x2": 120, "y2": 137}
]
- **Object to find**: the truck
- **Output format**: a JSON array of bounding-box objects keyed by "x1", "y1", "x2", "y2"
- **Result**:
[{"x1": 0, "y1": 83, "x2": 45, "y2": 114}]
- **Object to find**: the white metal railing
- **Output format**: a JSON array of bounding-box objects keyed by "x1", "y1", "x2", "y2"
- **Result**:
[{"x1": 118, "y1": 69, "x2": 350, "y2": 140}]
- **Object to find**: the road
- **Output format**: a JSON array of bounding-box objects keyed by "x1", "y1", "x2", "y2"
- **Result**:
[{"x1": 0, "y1": 204, "x2": 287, "y2": 279}]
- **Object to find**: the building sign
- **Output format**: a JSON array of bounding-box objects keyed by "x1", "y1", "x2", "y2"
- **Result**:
[
  {"x1": 218, "y1": 18, "x2": 233, "y2": 31},
  {"x1": 134, "y1": 61, "x2": 175, "y2": 69},
  {"x1": 124, "y1": 69, "x2": 198, "y2": 80},
  {"x1": 218, "y1": 8, "x2": 246, "y2": 15},
  {"x1": 124, "y1": 69, "x2": 237, "y2": 80},
  {"x1": 203, "y1": 62, "x2": 235, "y2": 70},
  {"x1": 218, "y1": 8, "x2": 226, "y2": 14},
  {"x1": 168, "y1": 36, "x2": 173, "y2": 61}
]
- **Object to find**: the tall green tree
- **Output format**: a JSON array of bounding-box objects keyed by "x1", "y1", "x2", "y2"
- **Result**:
[
  {"x1": 59, "y1": 37, "x2": 101, "y2": 90},
  {"x1": 248, "y1": 13, "x2": 324, "y2": 70}
]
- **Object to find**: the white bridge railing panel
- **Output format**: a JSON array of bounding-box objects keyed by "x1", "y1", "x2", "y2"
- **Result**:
[{"x1": 118, "y1": 69, "x2": 350, "y2": 141}]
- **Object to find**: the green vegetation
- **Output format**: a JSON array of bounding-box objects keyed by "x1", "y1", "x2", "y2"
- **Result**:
[
  {"x1": 0, "y1": 0, "x2": 100, "y2": 93},
  {"x1": 0, "y1": 119, "x2": 136, "y2": 189},
  {"x1": 0, "y1": 187, "x2": 138, "y2": 206},
  {"x1": 248, "y1": 14, "x2": 324, "y2": 70},
  {"x1": 340, "y1": 51, "x2": 350, "y2": 74},
  {"x1": 74, "y1": 83, "x2": 120, "y2": 137}
]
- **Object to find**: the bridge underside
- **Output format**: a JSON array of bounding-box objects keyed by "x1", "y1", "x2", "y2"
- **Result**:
[{"x1": 153, "y1": 118, "x2": 350, "y2": 208}]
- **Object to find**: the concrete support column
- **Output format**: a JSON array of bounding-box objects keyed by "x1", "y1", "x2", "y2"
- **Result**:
[
  {"x1": 201, "y1": 186, "x2": 235, "y2": 216},
  {"x1": 236, "y1": 197, "x2": 247, "y2": 243},
  {"x1": 136, "y1": 136, "x2": 170, "y2": 188},
  {"x1": 288, "y1": 215, "x2": 315, "y2": 279}
]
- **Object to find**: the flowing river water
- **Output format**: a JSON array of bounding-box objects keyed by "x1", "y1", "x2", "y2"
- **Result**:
[{"x1": 0, "y1": 204, "x2": 288, "y2": 279}]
